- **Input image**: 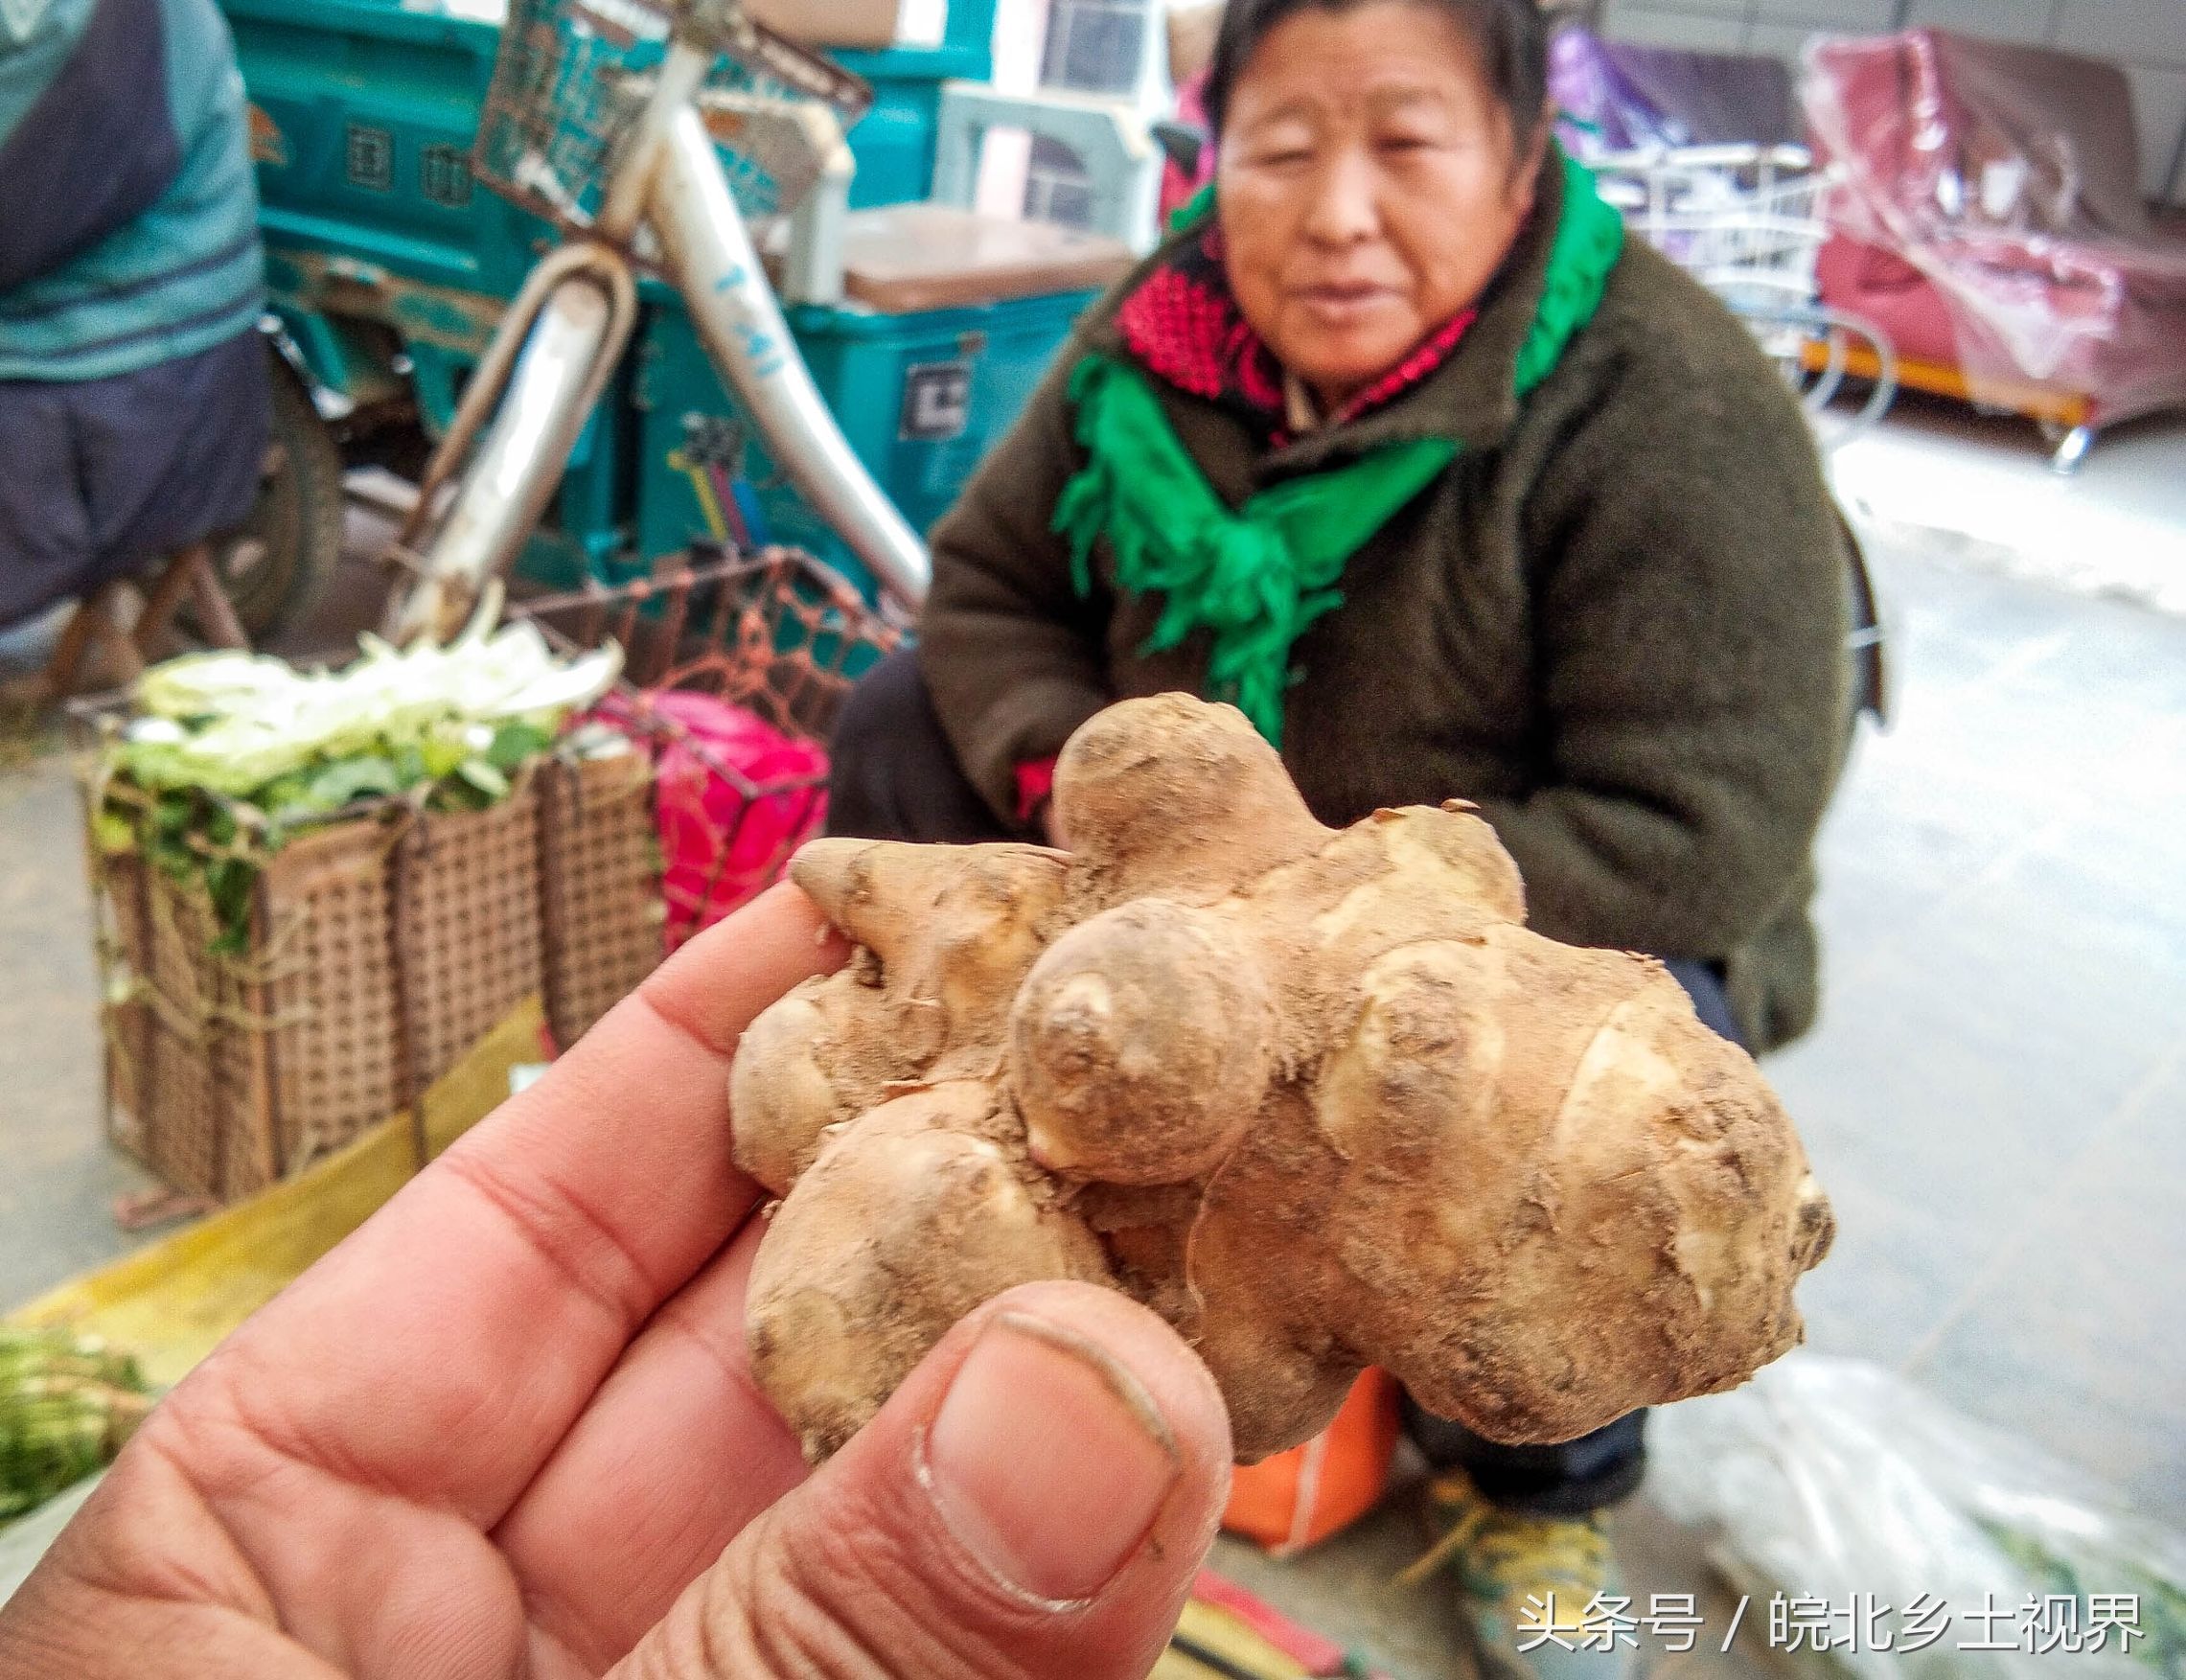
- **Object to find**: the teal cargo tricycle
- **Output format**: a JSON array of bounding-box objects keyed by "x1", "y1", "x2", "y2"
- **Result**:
[{"x1": 225, "y1": 0, "x2": 1142, "y2": 632}]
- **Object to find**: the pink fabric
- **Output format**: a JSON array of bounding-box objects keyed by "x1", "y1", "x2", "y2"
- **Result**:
[
  {"x1": 1117, "y1": 257, "x2": 1286, "y2": 410},
  {"x1": 1160, "y1": 70, "x2": 1216, "y2": 224},
  {"x1": 595, "y1": 691, "x2": 832, "y2": 951},
  {"x1": 1014, "y1": 755, "x2": 1058, "y2": 825},
  {"x1": 1188, "y1": 1571, "x2": 1351, "y2": 1675}
]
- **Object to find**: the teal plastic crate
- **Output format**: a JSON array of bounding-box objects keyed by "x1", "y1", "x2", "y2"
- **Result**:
[
  {"x1": 837, "y1": 51, "x2": 968, "y2": 207},
  {"x1": 831, "y1": 0, "x2": 996, "y2": 205},
  {"x1": 229, "y1": 0, "x2": 994, "y2": 278},
  {"x1": 634, "y1": 283, "x2": 1090, "y2": 593},
  {"x1": 228, "y1": 0, "x2": 546, "y2": 297}
]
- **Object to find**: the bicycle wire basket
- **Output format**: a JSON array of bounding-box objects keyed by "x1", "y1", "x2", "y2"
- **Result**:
[
  {"x1": 1590, "y1": 143, "x2": 1829, "y2": 315},
  {"x1": 1589, "y1": 142, "x2": 1897, "y2": 444},
  {"x1": 474, "y1": 0, "x2": 873, "y2": 233}
]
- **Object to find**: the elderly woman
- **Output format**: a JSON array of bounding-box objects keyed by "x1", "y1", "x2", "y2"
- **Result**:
[{"x1": 827, "y1": 0, "x2": 1851, "y2": 1668}]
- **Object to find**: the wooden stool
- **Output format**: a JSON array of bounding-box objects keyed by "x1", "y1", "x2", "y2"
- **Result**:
[{"x1": 41, "y1": 542, "x2": 251, "y2": 699}]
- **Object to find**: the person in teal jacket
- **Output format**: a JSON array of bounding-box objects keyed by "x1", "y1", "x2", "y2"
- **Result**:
[{"x1": 0, "y1": 0, "x2": 268, "y2": 629}]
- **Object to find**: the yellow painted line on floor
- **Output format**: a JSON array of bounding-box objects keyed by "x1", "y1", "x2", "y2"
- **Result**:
[{"x1": 6, "y1": 1000, "x2": 543, "y2": 1389}]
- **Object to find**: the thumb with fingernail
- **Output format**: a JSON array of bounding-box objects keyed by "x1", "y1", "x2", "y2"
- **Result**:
[{"x1": 610, "y1": 1280, "x2": 1234, "y2": 1679}]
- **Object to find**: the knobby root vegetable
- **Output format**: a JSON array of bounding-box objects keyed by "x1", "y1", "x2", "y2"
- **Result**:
[{"x1": 731, "y1": 694, "x2": 1834, "y2": 1463}]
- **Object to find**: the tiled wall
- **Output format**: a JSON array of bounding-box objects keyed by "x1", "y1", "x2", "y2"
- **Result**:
[{"x1": 1598, "y1": 0, "x2": 2186, "y2": 202}]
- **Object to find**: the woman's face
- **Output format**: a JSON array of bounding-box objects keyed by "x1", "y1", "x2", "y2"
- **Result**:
[{"x1": 1215, "y1": 1, "x2": 1543, "y2": 409}]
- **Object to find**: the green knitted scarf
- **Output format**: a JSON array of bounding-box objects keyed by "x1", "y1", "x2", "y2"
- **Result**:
[{"x1": 1053, "y1": 150, "x2": 1625, "y2": 745}]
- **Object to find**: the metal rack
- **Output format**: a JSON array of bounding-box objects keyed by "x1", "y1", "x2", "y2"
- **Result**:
[{"x1": 1591, "y1": 142, "x2": 1898, "y2": 448}]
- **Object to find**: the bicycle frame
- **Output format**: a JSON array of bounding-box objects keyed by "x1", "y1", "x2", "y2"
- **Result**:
[{"x1": 387, "y1": 3, "x2": 930, "y2": 643}]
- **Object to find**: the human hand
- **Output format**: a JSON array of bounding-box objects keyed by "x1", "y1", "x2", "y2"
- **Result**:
[{"x1": 0, "y1": 886, "x2": 1231, "y2": 1679}]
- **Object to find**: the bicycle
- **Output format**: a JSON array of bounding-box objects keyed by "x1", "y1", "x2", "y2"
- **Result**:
[{"x1": 381, "y1": 0, "x2": 932, "y2": 644}]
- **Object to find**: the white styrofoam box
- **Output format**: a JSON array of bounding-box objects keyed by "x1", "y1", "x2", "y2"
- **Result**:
[
  {"x1": 2052, "y1": 0, "x2": 2186, "y2": 70},
  {"x1": 1906, "y1": 0, "x2": 2058, "y2": 44},
  {"x1": 1601, "y1": 6, "x2": 1754, "y2": 51},
  {"x1": 2123, "y1": 64, "x2": 2186, "y2": 196},
  {"x1": 1749, "y1": 0, "x2": 1897, "y2": 29}
]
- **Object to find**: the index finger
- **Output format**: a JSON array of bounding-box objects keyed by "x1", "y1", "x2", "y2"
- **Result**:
[{"x1": 177, "y1": 882, "x2": 847, "y2": 1530}]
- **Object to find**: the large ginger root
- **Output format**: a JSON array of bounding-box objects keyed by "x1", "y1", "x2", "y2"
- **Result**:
[{"x1": 731, "y1": 695, "x2": 1834, "y2": 1462}]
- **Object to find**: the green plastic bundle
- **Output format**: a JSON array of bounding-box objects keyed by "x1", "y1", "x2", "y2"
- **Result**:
[{"x1": 0, "y1": 1327, "x2": 153, "y2": 1521}]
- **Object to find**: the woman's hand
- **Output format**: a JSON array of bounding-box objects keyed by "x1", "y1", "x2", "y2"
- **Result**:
[{"x1": 0, "y1": 886, "x2": 1231, "y2": 1679}]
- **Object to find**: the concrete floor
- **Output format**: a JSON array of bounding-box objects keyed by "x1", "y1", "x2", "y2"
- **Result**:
[
  {"x1": 1207, "y1": 518, "x2": 2186, "y2": 1672},
  {"x1": 1769, "y1": 541, "x2": 2186, "y2": 1514},
  {"x1": 0, "y1": 746, "x2": 161, "y2": 1305},
  {"x1": 3, "y1": 498, "x2": 2182, "y2": 1675},
  {"x1": 1831, "y1": 397, "x2": 2186, "y2": 616}
]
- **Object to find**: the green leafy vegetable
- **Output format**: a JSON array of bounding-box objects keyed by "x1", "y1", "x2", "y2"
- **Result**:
[
  {"x1": 0, "y1": 1327, "x2": 153, "y2": 1520},
  {"x1": 99, "y1": 604, "x2": 628, "y2": 952},
  {"x1": 455, "y1": 759, "x2": 510, "y2": 800},
  {"x1": 306, "y1": 757, "x2": 405, "y2": 810}
]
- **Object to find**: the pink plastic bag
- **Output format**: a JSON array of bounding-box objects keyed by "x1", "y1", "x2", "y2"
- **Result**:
[
  {"x1": 1806, "y1": 29, "x2": 2186, "y2": 427},
  {"x1": 597, "y1": 691, "x2": 831, "y2": 950}
]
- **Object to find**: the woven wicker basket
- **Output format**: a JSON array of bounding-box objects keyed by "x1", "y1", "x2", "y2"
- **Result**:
[
  {"x1": 94, "y1": 781, "x2": 537, "y2": 1200},
  {"x1": 81, "y1": 548, "x2": 895, "y2": 1203}
]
